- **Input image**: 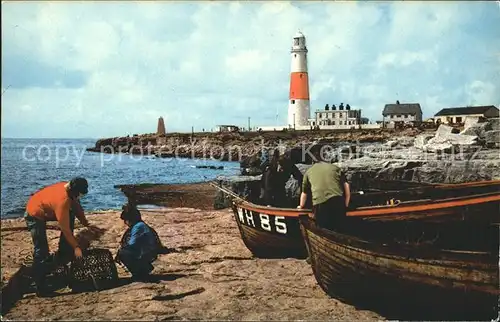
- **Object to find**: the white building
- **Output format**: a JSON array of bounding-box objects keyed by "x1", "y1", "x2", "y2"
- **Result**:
[
  {"x1": 434, "y1": 105, "x2": 499, "y2": 124},
  {"x1": 215, "y1": 125, "x2": 239, "y2": 132},
  {"x1": 311, "y1": 103, "x2": 361, "y2": 127},
  {"x1": 288, "y1": 31, "x2": 310, "y2": 128},
  {"x1": 382, "y1": 101, "x2": 423, "y2": 125}
]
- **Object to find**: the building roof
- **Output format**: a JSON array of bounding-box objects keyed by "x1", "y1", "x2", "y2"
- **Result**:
[
  {"x1": 383, "y1": 103, "x2": 422, "y2": 116},
  {"x1": 434, "y1": 105, "x2": 499, "y2": 117}
]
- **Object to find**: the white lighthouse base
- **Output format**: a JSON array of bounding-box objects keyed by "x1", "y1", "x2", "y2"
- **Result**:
[{"x1": 288, "y1": 99, "x2": 310, "y2": 128}]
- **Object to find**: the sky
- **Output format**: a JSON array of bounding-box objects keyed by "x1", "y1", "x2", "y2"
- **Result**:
[{"x1": 2, "y1": 1, "x2": 500, "y2": 138}]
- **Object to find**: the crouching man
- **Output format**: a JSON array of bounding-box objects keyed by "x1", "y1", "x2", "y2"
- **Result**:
[{"x1": 116, "y1": 204, "x2": 160, "y2": 281}]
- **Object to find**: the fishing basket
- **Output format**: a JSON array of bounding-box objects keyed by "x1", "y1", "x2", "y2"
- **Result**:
[
  {"x1": 24, "y1": 253, "x2": 70, "y2": 291},
  {"x1": 68, "y1": 248, "x2": 118, "y2": 292}
]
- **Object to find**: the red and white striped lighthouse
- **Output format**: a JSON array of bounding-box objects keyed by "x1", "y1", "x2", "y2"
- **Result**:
[{"x1": 288, "y1": 31, "x2": 310, "y2": 128}]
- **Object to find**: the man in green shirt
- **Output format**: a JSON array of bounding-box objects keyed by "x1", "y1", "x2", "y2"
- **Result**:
[{"x1": 297, "y1": 147, "x2": 351, "y2": 230}]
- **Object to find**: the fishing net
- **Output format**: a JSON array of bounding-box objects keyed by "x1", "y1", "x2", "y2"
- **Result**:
[{"x1": 68, "y1": 248, "x2": 118, "y2": 292}]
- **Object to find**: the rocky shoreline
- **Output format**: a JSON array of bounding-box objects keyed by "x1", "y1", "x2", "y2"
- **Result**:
[{"x1": 85, "y1": 128, "x2": 404, "y2": 162}]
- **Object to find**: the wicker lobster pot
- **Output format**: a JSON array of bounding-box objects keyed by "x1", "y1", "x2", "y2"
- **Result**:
[{"x1": 68, "y1": 248, "x2": 118, "y2": 292}]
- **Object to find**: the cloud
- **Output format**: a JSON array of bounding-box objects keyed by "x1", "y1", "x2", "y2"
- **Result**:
[{"x1": 1, "y1": 1, "x2": 499, "y2": 138}]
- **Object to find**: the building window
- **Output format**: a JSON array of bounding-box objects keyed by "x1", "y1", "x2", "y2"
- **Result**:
[
  {"x1": 397, "y1": 115, "x2": 401, "y2": 118},
  {"x1": 391, "y1": 115, "x2": 394, "y2": 119},
  {"x1": 319, "y1": 113, "x2": 322, "y2": 118},
  {"x1": 456, "y1": 117, "x2": 462, "y2": 123},
  {"x1": 294, "y1": 54, "x2": 297, "y2": 58},
  {"x1": 404, "y1": 114, "x2": 408, "y2": 118},
  {"x1": 333, "y1": 121, "x2": 336, "y2": 125},
  {"x1": 291, "y1": 100, "x2": 295, "y2": 104},
  {"x1": 340, "y1": 113, "x2": 343, "y2": 118},
  {"x1": 294, "y1": 38, "x2": 299, "y2": 46}
]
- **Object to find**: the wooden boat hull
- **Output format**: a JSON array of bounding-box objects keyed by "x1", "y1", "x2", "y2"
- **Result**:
[
  {"x1": 231, "y1": 203, "x2": 307, "y2": 259},
  {"x1": 299, "y1": 216, "x2": 500, "y2": 320},
  {"x1": 114, "y1": 182, "x2": 218, "y2": 210},
  {"x1": 228, "y1": 179, "x2": 500, "y2": 258}
]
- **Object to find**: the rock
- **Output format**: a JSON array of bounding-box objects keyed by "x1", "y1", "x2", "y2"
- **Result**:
[
  {"x1": 426, "y1": 132, "x2": 477, "y2": 151},
  {"x1": 414, "y1": 134, "x2": 435, "y2": 150},
  {"x1": 436, "y1": 124, "x2": 460, "y2": 136},
  {"x1": 382, "y1": 137, "x2": 415, "y2": 150},
  {"x1": 214, "y1": 175, "x2": 262, "y2": 209},
  {"x1": 384, "y1": 140, "x2": 399, "y2": 148},
  {"x1": 339, "y1": 158, "x2": 424, "y2": 188},
  {"x1": 196, "y1": 165, "x2": 224, "y2": 170},
  {"x1": 412, "y1": 160, "x2": 500, "y2": 183},
  {"x1": 424, "y1": 143, "x2": 456, "y2": 154},
  {"x1": 488, "y1": 118, "x2": 500, "y2": 131},
  {"x1": 463, "y1": 116, "x2": 482, "y2": 129},
  {"x1": 395, "y1": 136, "x2": 416, "y2": 148},
  {"x1": 460, "y1": 122, "x2": 492, "y2": 139},
  {"x1": 484, "y1": 130, "x2": 500, "y2": 148}
]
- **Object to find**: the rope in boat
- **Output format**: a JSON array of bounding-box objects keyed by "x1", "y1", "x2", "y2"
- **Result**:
[
  {"x1": 207, "y1": 181, "x2": 248, "y2": 204},
  {"x1": 195, "y1": 171, "x2": 249, "y2": 204}
]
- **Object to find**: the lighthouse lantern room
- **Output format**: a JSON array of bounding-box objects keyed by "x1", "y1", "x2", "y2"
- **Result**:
[{"x1": 288, "y1": 31, "x2": 310, "y2": 128}]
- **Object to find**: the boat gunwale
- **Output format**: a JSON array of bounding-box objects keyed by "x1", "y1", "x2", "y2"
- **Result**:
[{"x1": 233, "y1": 190, "x2": 500, "y2": 219}]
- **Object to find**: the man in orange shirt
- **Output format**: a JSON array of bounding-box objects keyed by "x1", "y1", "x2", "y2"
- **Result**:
[{"x1": 24, "y1": 177, "x2": 91, "y2": 296}]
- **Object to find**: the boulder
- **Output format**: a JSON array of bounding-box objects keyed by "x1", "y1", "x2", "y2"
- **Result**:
[
  {"x1": 423, "y1": 143, "x2": 456, "y2": 154},
  {"x1": 338, "y1": 158, "x2": 424, "y2": 189},
  {"x1": 463, "y1": 116, "x2": 481, "y2": 129},
  {"x1": 435, "y1": 124, "x2": 460, "y2": 136},
  {"x1": 460, "y1": 122, "x2": 492, "y2": 139},
  {"x1": 426, "y1": 132, "x2": 477, "y2": 151},
  {"x1": 414, "y1": 134, "x2": 435, "y2": 150},
  {"x1": 488, "y1": 118, "x2": 500, "y2": 131},
  {"x1": 213, "y1": 175, "x2": 262, "y2": 209},
  {"x1": 412, "y1": 160, "x2": 500, "y2": 183},
  {"x1": 484, "y1": 130, "x2": 500, "y2": 148},
  {"x1": 395, "y1": 136, "x2": 416, "y2": 148}
]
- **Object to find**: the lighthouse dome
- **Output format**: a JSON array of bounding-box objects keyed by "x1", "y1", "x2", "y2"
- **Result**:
[{"x1": 295, "y1": 31, "x2": 305, "y2": 38}]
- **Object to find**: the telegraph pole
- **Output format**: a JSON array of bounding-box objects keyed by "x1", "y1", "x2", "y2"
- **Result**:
[{"x1": 248, "y1": 117, "x2": 251, "y2": 131}]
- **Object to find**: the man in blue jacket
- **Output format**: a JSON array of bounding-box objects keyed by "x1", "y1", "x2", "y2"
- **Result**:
[{"x1": 116, "y1": 204, "x2": 160, "y2": 281}]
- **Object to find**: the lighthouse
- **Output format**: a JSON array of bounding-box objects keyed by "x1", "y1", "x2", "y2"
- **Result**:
[{"x1": 288, "y1": 31, "x2": 310, "y2": 128}]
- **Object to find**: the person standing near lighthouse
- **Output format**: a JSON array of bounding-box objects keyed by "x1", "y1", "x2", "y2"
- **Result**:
[{"x1": 288, "y1": 31, "x2": 311, "y2": 129}]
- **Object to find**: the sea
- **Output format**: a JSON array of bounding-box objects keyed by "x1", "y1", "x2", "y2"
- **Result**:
[{"x1": 1, "y1": 138, "x2": 240, "y2": 219}]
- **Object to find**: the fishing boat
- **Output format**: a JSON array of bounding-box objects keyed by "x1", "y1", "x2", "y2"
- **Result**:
[
  {"x1": 115, "y1": 182, "x2": 218, "y2": 210},
  {"x1": 348, "y1": 179, "x2": 500, "y2": 223},
  {"x1": 231, "y1": 201, "x2": 309, "y2": 259},
  {"x1": 223, "y1": 180, "x2": 500, "y2": 259},
  {"x1": 299, "y1": 215, "x2": 499, "y2": 320}
]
